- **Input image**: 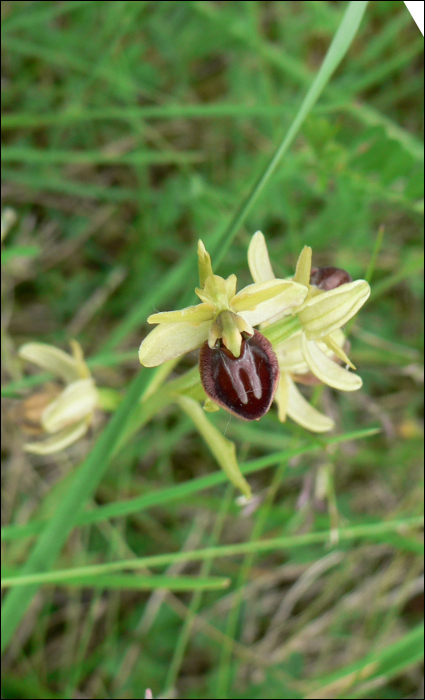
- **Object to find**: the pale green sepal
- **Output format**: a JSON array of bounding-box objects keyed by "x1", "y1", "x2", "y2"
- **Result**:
[
  {"x1": 147, "y1": 303, "x2": 215, "y2": 327},
  {"x1": 298, "y1": 280, "x2": 371, "y2": 340},
  {"x1": 197, "y1": 240, "x2": 214, "y2": 287},
  {"x1": 23, "y1": 419, "x2": 89, "y2": 455},
  {"x1": 41, "y1": 379, "x2": 98, "y2": 433},
  {"x1": 203, "y1": 397, "x2": 220, "y2": 413},
  {"x1": 247, "y1": 231, "x2": 275, "y2": 283},
  {"x1": 302, "y1": 335, "x2": 362, "y2": 391},
  {"x1": 18, "y1": 343, "x2": 79, "y2": 384},
  {"x1": 322, "y1": 334, "x2": 356, "y2": 369},
  {"x1": 293, "y1": 246, "x2": 312, "y2": 287},
  {"x1": 284, "y1": 374, "x2": 335, "y2": 432},
  {"x1": 275, "y1": 331, "x2": 310, "y2": 374},
  {"x1": 232, "y1": 279, "x2": 299, "y2": 311},
  {"x1": 139, "y1": 321, "x2": 210, "y2": 367},
  {"x1": 177, "y1": 395, "x2": 251, "y2": 499},
  {"x1": 234, "y1": 282, "x2": 307, "y2": 327}
]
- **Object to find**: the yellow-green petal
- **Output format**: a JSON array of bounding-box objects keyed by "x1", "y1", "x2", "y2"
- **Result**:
[
  {"x1": 275, "y1": 329, "x2": 347, "y2": 374},
  {"x1": 298, "y1": 279, "x2": 371, "y2": 340},
  {"x1": 322, "y1": 333, "x2": 355, "y2": 369},
  {"x1": 225, "y1": 273, "x2": 237, "y2": 299},
  {"x1": 284, "y1": 373, "x2": 335, "y2": 432},
  {"x1": 41, "y1": 378, "x2": 98, "y2": 433},
  {"x1": 302, "y1": 334, "x2": 362, "y2": 391},
  {"x1": 24, "y1": 419, "x2": 89, "y2": 455},
  {"x1": 148, "y1": 303, "x2": 215, "y2": 327},
  {"x1": 274, "y1": 374, "x2": 289, "y2": 422},
  {"x1": 177, "y1": 395, "x2": 251, "y2": 499},
  {"x1": 247, "y1": 231, "x2": 275, "y2": 283},
  {"x1": 195, "y1": 274, "x2": 231, "y2": 306},
  {"x1": 18, "y1": 343, "x2": 80, "y2": 384},
  {"x1": 293, "y1": 246, "x2": 312, "y2": 287},
  {"x1": 138, "y1": 320, "x2": 210, "y2": 367},
  {"x1": 70, "y1": 339, "x2": 91, "y2": 379},
  {"x1": 234, "y1": 281, "x2": 307, "y2": 326},
  {"x1": 197, "y1": 239, "x2": 214, "y2": 287}
]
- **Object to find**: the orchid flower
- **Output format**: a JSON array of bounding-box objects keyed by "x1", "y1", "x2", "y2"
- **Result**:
[
  {"x1": 248, "y1": 231, "x2": 370, "y2": 431},
  {"x1": 139, "y1": 239, "x2": 307, "y2": 366},
  {"x1": 18, "y1": 341, "x2": 98, "y2": 454}
]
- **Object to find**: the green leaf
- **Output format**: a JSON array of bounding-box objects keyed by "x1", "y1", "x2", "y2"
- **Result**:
[{"x1": 177, "y1": 395, "x2": 251, "y2": 499}]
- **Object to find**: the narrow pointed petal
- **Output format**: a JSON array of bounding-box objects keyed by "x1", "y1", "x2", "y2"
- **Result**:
[
  {"x1": 195, "y1": 274, "x2": 229, "y2": 305},
  {"x1": 139, "y1": 321, "x2": 210, "y2": 367},
  {"x1": 225, "y1": 274, "x2": 237, "y2": 299},
  {"x1": 41, "y1": 378, "x2": 98, "y2": 433},
  {"x1": 70, "y1": 339, "x2": 91, "y2": 379},
  {"x1": 322, "y1": 333, "x2": 356, "y2": 369},
  {"x1": 302, "y1": 335, "x2": 362, "y2": 391},
  {"x1": 298, "y1": 280, "x2": 371, "y2": 340},
  {"x1": 148, "y1": 303, "x2": 214, "y2": 327},
  {"x1": 284, "y1": 373, "x2": 335, "y2": 432},
  {"x1": 234, "y1": 281, "x2": 307, "y2": 326},
  {"x1": 293, "y1": 246, "x2": 312, "y2": 287},
  {"x1": 198, "y1": 240, "x2": 214, "y2": 287},
  {"x1": 177, "y1": 395, "x2": 251, "y2": 499},
  {"x1": 247, "y1": 231, "x2": 276, "y2": 283},
  {"x1": 24, "y1": 419, "x2": 89, "y2": 455},
  {"x1": 18, "y1": 343, "x2": 79, "y2": 383}
]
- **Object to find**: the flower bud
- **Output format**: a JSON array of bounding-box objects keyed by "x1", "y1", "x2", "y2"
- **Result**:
[{"x1": 310, "y1": 266, "x2": 352, "y2": 291}]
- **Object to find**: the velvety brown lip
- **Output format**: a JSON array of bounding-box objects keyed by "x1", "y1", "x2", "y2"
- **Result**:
[{"x1": 199, "y1": 330, "x2": 280, "y2": 421}]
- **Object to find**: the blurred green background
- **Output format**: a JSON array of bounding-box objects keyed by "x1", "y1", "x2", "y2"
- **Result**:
[{"x1": 1, "y1": 1, "x2": 423, "y2": 699}]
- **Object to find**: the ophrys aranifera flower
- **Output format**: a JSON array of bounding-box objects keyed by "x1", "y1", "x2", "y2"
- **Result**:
[{"x1": 139, "y1": 239, "x2": 308, "y2": 420}]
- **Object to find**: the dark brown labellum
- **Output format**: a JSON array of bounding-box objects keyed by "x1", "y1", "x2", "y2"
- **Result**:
[
  {"x1": 199, "y1": 330, "x2": 280, "y2": 421},
  {"x1": 310, "y1": 266, "x2": 352, "y2": 291}
]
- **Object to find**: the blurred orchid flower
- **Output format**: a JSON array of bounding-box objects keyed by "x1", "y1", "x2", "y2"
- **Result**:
[{"x1": 18, "y1": 341, "x2": 98, "y2": 454}]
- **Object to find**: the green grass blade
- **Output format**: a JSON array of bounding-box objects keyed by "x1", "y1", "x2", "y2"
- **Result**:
[
  {"x1": 2, "y1": 517, "x2": 422, "y2": 587},
  {"x1": 1, "y1": 146, "x2": 202, "y2": 166},
  {"x1": 4, "y1": 574, "x2": 230, "y2": 592},
  {"x1": 0, "y1": 104, "x2": 288, "y2": 130},
  {"x1": 211, "y1": 0, "x2": 369, "y2": 268}
]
